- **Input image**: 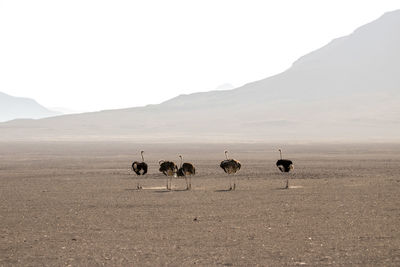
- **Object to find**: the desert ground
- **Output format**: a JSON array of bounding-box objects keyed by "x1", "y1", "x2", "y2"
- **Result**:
[{"x1": 0, "y1": 141, "x2": 399, "y2": 266}]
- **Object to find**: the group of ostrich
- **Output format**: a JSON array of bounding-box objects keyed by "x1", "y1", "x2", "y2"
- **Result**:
[{"x1": 131, "y1": 149, "x2": 294, "y2": 191}]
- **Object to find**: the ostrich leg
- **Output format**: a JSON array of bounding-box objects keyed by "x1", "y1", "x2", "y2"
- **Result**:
[
  {"x1": 233, "y1": 174, "x2": 238, "y2": 191},
  {"x1": 189, "y1": 176, "x2": 192, "y2": 190},
  {"x1": 285, "y1": 177, "x2": 289, "y2": 189},
  {"x1": 184, "y1": 176, "x2": 189, "y2": 190},
  {"x1": 169, "y1": 176, "x2": 173, "y2": 190}
]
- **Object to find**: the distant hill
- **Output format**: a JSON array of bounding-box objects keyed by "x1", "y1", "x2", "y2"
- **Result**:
[
  {"x1": 0, "y1": 92, "x2": 60, "y2": 122},
  {"x1": 1, "y1": 10, "x2": 399, "y2": 142}
]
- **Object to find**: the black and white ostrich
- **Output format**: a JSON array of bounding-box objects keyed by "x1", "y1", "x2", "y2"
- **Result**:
[
  {"x1": 276, "y1": 149, "x2": 294, "y2": 189},
  {"x1": 177, "y1": 155, "x2": 196, "y2": 190},
  {"x1": 159, "y1": 160, "x2": 178, "y2": 190},
  {"x1": 220, "y1": 150, "x2": 241, "y2": 190},
  {"x1": 131, "y1": 151, "x2": 148, "y2": 189},
  {"x1": 132, "y1": 151, "x2": 148, "y2": 175}
]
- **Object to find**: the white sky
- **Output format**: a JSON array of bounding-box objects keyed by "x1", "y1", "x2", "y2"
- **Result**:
[{"x1": 0, "y1": 0, "x2": 399, "y2": 112}]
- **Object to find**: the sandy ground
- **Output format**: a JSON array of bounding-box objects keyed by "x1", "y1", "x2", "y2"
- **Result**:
[{"x1": 0, "y1": 142, "x2": 399, "y2": 266}]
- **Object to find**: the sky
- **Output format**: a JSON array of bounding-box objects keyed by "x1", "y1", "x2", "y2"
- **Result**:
[{"x1": 0, "y1": 1, "x2": 399, "y2": 112}]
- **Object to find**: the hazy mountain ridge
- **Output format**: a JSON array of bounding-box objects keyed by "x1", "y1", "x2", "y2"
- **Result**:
[
  {"x1": 1, "y1": 10, "x2": 399, "y2": 141},
  {"x1": 293, "y1": 10, "x2": 400, "y2": 69},
  {"x1": 0, "y1": 92, "x2": 60, "y2": 122}
]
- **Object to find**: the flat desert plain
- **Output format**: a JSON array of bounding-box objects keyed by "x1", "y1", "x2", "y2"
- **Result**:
[{"x1": 0, "y1": 142, "x2": 399, "y2": 266}]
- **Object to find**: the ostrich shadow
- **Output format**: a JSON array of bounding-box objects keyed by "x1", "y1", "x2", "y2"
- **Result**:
[
  {"x1": 274, "y1": 185, "x2": 303, "y2": 190},
  {"x1": 214, "y1": 189, "x2": 234, "y2": 192},
  {"x1": 153, "y1": 188, "x2": 189, "y2": 193},
  {"x1": 274, "y1": 187, "x2": 290, "y2": 191},
  {"x1": 125, "y1": 188, "x2": 142, "y2": 191}
]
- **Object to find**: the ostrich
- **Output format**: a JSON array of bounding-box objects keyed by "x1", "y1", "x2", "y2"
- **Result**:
[
  {"x1": 276, "y1": 149, "x2": 294, "y2": 189},
  {"x1": 220, "y1": 150, "x2": 241, "y2": 190},
  {"x1": 159, "y1": 160, "x2": 178, "y2": 190},
  {"x1": 177, "y1": 155, "x2": 196, "y2": 190},
  {"x1": 131, "y1": 151, "x2": 148, "y2": 189},
  {"x1": 132, "y1": 151, "x2": 148, "y2": 175}
]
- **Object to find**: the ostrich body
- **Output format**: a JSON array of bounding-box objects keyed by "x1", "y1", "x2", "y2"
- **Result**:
[
  {"x1": 276, "y1": 149, "x2": 294, "y2": 189},
  {"x1": 177, "y1": 155, "x2": 196, "y2": 190},
  {"x1": 159, "y1": 160, "x2": 178, "y2": 190},
  {"x1": 220, "y1": 150, "x2": 241, "y2": 190},
  {"x1": 131, "y1": 151, "x2": 148, "y2": 175}
]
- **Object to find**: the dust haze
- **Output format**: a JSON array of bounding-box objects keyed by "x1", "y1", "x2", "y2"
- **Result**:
[{"x1": 1, "y1": 11, "x2": 399, "y2": 142}]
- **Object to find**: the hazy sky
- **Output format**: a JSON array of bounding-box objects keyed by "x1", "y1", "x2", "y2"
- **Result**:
[{"x1": 0, "y1": 0, "x2": 399, "y2": 112}]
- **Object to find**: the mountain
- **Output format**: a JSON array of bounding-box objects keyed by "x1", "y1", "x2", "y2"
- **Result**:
[
  {"x1": 0, "y1": 92, "x2": 60, "y2": 122},
  {"x1": 1, "y1": 10, "x2": 399, "y2": 142},
  {"x1": 49, "y1": 107, "x2": 81, "y2": 115}
]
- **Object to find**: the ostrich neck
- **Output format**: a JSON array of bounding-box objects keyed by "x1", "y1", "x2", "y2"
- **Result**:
[
  {"x1": 141, "y1": 153, "x2": 144, "y2": 162},
  {"x1": 279, "y1": 150, "x2": 282, "y2": 160}
]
